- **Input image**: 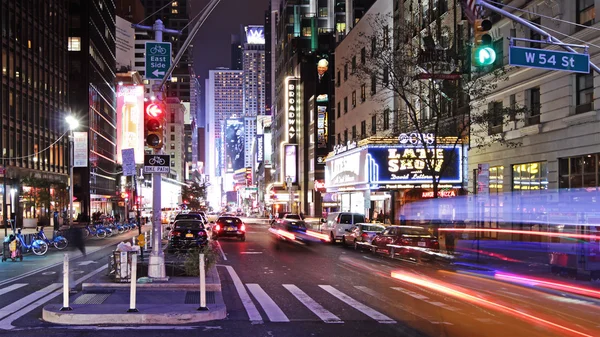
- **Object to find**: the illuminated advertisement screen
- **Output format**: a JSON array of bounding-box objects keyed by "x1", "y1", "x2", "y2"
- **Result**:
[
  {"x1": 284, "y1": 144, "x2": 297, "y2": 184},
  {"x1": 225, "y1": 118, "x2": 245, "y2": 173},
  {"x1": 257, "y1": 135, "x2": 264, "y2": 163},
  {"x1": 325, "y1": 149, "x2": 369, "y2": 188},
  {"x1": 367, "y1": 145, "x2": 462, "y2": 184},
  {"x1": 116, "y1": 84, "x2": 144, "y2": 164},
  {"x1": 245, "y1": 25, "x2": 265, "y2": 44}
]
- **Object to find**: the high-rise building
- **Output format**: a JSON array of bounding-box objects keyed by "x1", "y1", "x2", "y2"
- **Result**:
[
  {"x1": 242, "y1": 25, "x2": 266, "y2": 117},
  {"x1": 165, "y1": 97, "x2": 186, "y2": 182},
  {"x1": 69, "y1": 0, "x2": 118, "y2": 219},
  {"x1": 231, "y1": 34, "x2": 243, "y2": 71},
  {"x1": 1, "y1": 1, "x2": 70, "y2": 228},
  {"x1": 140, "y1": 0, "x2": 193, "y2": 102}
]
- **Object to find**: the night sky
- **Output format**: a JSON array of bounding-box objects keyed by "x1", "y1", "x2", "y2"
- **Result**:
[{"x1": 191, "y1": 0, "x2": 269, "y2": 107}]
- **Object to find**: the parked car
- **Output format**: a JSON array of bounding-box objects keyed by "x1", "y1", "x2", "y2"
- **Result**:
[
  {"x1": 166, "y1": 220, "x2": 209, "y2": 253},
  {"x1": 213, "y1": 216, "x2": 246, "y2": 241},
  {"x1": 342, "y1": 223, "x2": 386, "y2": 248},
  {"x1": 371, "y1": 226, "x2": 439, "y2": 259},
  {"x1": 175, "y1": 211, "x2": 209, "y2": 225},
  {"x1": 321, "y1": 212, "x2": 366, "y2": 243}
]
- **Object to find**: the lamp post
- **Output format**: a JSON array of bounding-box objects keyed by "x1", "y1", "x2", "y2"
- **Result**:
[
  {"x1": 65, "y1": 115, "x2": 79, "y2": 226},
  {"x1": 286, "y1": 176, "x2": 293, "y2": 213}
]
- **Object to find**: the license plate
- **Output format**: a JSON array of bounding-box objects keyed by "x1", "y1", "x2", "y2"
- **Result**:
[
  {"x1": 227, "y1": 227, "x2": 235, "y2": 231},
  {"x1": 418, "y1": 241, "x2": 426, "y2": 247},
  {"x1": 186, "y1": 233, "x2": 194, "y2": 238}
]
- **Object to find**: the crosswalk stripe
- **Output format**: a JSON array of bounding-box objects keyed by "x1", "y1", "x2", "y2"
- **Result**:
[
  {"x1": 319, "y1": 285, "x2": 396, "y2": 324},
  {"x1": 391, "y1": 287, "x2": 461, "y2": 312},
  {"x1": 0, "y1": 284, "x2": 27, "y2": 297},
  {"x1": 0, "y1": 283, "x2": 62, "y2": 321},
  {"x1": 283, "y1": 284, "x2": 343, "y2": 323},
  {"x1": 246, "y1": 284, "x2": 290, "y2": 322},
  {"x1": 223, "y1": 266, "x2": 262, "y2": 323}
]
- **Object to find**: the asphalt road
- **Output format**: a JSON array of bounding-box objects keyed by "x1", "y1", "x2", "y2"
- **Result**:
[{"x1": 0, "y1": 219, "x2": 599, "y2": 337}]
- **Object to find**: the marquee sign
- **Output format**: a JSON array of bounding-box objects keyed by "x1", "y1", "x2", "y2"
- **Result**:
[{"x1": 286, "y1": 78, "x2": 298, "y2": 144}]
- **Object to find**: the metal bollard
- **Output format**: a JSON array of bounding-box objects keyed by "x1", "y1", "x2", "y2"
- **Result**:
[
  {"x1": 197, "y1": 253, "x2": 208, "y2": 311},
  {"x1": 144, "y1": 232, "x2": 148, "y2": 251},
  {"x1": 127, "y1": 253, "x2": 139, "y2": 312},
  {"x1": 60, "y1": 253, "x2": 72, "y2": 311}
]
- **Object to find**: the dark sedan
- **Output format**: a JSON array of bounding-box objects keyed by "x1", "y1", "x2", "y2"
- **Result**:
[
  {"x1": 213, "y1": 216, "x2": 246, "y2": 241},
  {"x1": 371, "y1": 226, "x2": 439, "y2": 259},
  {"x1": 167, "y1": 220, "x2": 209, "y2": 253}
]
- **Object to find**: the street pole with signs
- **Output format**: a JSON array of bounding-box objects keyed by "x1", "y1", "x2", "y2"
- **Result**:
[
  {"x1": 286, "y1": 176, "x2": 293, "y2": 213},
  {"x1": 66, "y1": 116, "x2": 79, "y2": 227}
]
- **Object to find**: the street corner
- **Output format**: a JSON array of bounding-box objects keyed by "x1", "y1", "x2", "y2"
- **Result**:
[{"x1": 42, "y1": 302, "x2": 227, "y2": 326}]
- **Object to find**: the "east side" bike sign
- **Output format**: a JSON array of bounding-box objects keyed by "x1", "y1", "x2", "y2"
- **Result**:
[{"x1": 144, "y1": 154, "x2": 170, "y2": 174}]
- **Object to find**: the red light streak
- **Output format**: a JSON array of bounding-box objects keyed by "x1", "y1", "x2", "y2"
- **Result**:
[
  {"x1": 306, "y1": 230, "x2": 330, "y2": 242},
  {"x1": 439, "y1": 228, "x2": 600, "y2": 241},
  {"x1": 495, "y1": 272, "x2": 600, "y2": 299},
  {"x1": 391, "y1": 271, "x2": 594, "y2": 337}
]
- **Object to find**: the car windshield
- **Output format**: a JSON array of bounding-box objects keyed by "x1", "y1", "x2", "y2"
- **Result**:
[
  {"x1": 399, "y1": 228, "x2": 431, "y2": 237},
  {"x1": 176, "y1": 214, "x2": 202, "y2": 220},
  {"x1": 218, "y1": 217, "x2": 241, "y2": 224},
  {"x1": 285, "y1": 214, "x2": 301, "y2": 220},
  {"x1": 174, "y1": 222, "x2": 203, "y2": 230}
]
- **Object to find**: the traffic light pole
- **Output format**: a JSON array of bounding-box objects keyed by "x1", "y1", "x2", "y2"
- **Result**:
[{"x1": 476, "y1": 0, "x2": 600, "y2": 74}]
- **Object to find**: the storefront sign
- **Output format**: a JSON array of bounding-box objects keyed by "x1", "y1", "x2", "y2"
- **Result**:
[
  {"x1": 398, "y1": 133, "x2": 435, "y2": 145},
  {"x1": 257, "y1": 135, "x2": 264, "y2": 163},
  {"x1": 286, "y1": 78, "x2": 298, "y2": 143},
  {"x1": 314, "y1": 180, "x2": 326, "y2": 192},
  {"x1": 422, "y1": 190, "x2": 457, "y2": 198},
  {"x1": 326, "y1": 149, "x2": 368, "y2": 187},
  {"x1": 333, "y1": 140, "x2": 357, "y2": 155},
  {"x1": 368, "y1": 145, "x2": 462, "y2": 184}
]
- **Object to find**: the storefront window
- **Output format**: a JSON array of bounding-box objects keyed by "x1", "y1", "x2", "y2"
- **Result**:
[
  {"x1": 487, "y1": 166, "x2": 504, "y2": 238},
  {"x1": 559, "y1": 154, "x2": 598, "y2": 189},
  {"x1": 512, "y1": 162, "x2": 548, "y2": 191}
]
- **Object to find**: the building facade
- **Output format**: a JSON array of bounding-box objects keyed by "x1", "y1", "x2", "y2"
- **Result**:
[
  {"x1": 165, "y1": 97, "x2": 186, "y2": 182},
  {"x1": 1, "y1": 0, "x2": 70, "y2": 228}
]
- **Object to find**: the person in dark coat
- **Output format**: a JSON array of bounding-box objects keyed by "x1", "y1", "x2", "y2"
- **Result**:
[{"x1": 66, "y1": 227, "x2": 86, "y2": 255}]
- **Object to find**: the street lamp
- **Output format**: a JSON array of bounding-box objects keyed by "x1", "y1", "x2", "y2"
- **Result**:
[
  {"x1": 286, "y1": 176, "x2": 292, "y2": 213},
  {"x1": 66, "y1": 115, "x2": 79, "y2": 226}
]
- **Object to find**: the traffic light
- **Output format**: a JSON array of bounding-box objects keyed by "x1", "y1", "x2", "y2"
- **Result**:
[
  {"x1": 473, "y1": 19, "x2": 496, "y2": 66},
  {"x1": 144, "y1": 100, "x2": 165, "y2": 149}
]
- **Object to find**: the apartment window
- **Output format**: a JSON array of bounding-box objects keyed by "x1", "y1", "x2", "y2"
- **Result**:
[
  {"x1": 170, "y1": 134, "x2": 175, "y2": 141},
  {"x1": 371, "y1": 115, "x2": 377, "y2": 134},
  {"x1": 361, "y1": 47, "x2": 366, "y2": 64},
  {"x1": 512, "y1": 162, "x2": 548, "y2": 191},
  {"x1": 336, "y1": 70, "x2": 340, "y2": 87},
  {"x1": 337, "y1": 133, "x2": 341, "y2": 144},
  {"x1": 559, "y1": 155, "x2": 598, "y2": 189},
  {"x1": 170, "y1": 153, "x2": 176, "y2": 159},
  {"x1": 576, "y1": 72, "x2": 594, "y2": 114},
  {"x1": 343, "y1": 130, "x2": 348, "y2": 143},
  {"x1": 360, "y1": 84, "x2": 366, "y2": 102},
  {"x1": 383, "y1": 26, "x2": 389, "y2": 48},
  {"x1": 529, "y1": 18, "x2": 541, "y2": 49},
  {"x1": 360, "y1": 121, "x2": 366, "y2": 138},
  {"x1": 170, "y1": 143, "x2": 175, "y2": 150},
  {"x1": 528, "y1": 88, "x2": 541, "y2": 124},
  {"x1": 344, "y1": 64, "x2": 348, "y2": 81},
  {"x1": 488, "y1": 101, "x2": 503, "y2": 134},
  {"x1": 371, "y1": 75, "x2": 377, "y2": 95},
  {"x1": 371, "y1": 37, "x2": 376, "y2": 57},
  {"x1": 351, "y1": 56, "x2": 356, "y2": 73},
  {"x1": 170, "y1": 126, "x2": 175, "y2": 132},
  {"x1": 337, "y1": 101, "x2": 341, "y2": 118},
  {"x1": 509, "y1": 94, "x2": 517, "y2": 121},
  {"x1": 577, "y1": 0, "x2": 595, "y2": 27},
  {"x1": 302, "y1": 27, "x2": 312, "y2": 37},
  {"x1": 352, "y1": 126, "x2": 357, "y2": 140},
  {"x1": 383, "y1": 108, "x2": 390, "y2": 130},
  {"x1": 383, "y1": 67, "x2": 389, "y2": 86},
  {"x1": 68, "y1": 37, "x2": 81, "y2": 51},
  {"x1": 344, "y1": 97, "x2": 348, "y2": 113},
  {"x1": 352, "y1": 91, "x2": 356, "y2": 108}
]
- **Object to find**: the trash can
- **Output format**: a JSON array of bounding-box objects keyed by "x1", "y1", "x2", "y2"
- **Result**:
[{"x1": 109, "y1": 251, "x2": 137, "y2": 282}]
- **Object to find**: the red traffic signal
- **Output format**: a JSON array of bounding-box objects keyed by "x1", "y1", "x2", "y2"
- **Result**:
[{"x1": 144, "y1": 101, "x2": 165, "y2": 149}]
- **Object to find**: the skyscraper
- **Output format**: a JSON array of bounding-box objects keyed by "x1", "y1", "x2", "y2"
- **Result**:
[
  {"x1": 68, "y1": 0, "x2": 117, "y2": 219},
  {"x1": 1, "y1": 1, "x2": 70, "y2": 228}
]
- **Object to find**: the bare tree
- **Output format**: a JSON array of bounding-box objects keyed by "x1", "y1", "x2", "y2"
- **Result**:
[{"x1": 348, "y1": 13, "x2": 528, "y2": 208}]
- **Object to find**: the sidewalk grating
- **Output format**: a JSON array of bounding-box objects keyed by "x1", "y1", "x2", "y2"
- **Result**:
[
  {"x1": 184, "y1": 291, "x2": 215, "y2": 304},
  {"x1": 74, "y1": 293, "x2": 111, "y2": 304}
]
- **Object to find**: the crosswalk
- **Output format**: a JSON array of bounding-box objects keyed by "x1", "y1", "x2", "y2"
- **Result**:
[{"x1": 222, "y1": 266, "x2": 481, "y2": 325}]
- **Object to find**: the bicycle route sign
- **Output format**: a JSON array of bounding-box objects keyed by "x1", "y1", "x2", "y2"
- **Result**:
[
  {"x1": 143, "y1": 154, "x2": 170, "y2": 174},
  {"x1": 145, "y1": 42, "x2": 172, "y2": 80}
]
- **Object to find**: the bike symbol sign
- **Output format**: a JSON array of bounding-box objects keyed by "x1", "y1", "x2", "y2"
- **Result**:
[
  {"x1": 145, "y1": 42, "x2": 172, "y2": 80},
  {"x1": 144, "y1": 154, "x2": 170, "y2": 174}
]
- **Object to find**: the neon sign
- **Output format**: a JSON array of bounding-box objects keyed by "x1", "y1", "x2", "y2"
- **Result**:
[{"x1": 286, "y1": 78, "x2": 298, "y2": 143}]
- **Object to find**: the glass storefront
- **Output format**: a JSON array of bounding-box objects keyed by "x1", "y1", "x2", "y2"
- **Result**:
[
  {"x1": 512, "y1": 162, "x2": 548, "y2": 191},
  {"x1": 559, "y1": 154, "x2": 599, "y2": 189},
  {"x1": 512, "y1": 162, "x2": 548, "y2": 241}
]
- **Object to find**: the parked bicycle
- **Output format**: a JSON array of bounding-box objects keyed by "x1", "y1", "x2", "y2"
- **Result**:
[
  {"x1": 83, "y1": 224, "x2": 107, "y2": 239},
  {"x1": 16, "y1": 229, "x2": 48, "y2": 256},
  {"x1": 35, "y1": 227, "x2": 68, "y2": 250}
]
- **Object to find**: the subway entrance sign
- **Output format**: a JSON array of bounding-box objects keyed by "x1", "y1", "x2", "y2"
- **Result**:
[
  {"x1": 145, "y1": 42, "x2": 172, "y2": 80},
  {"x1": 509, "y1": 46, "x2": 589, "y2": 73}
]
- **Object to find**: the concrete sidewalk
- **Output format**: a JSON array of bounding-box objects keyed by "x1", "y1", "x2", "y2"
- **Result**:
[{"x1": 42, "y1": 265, "x2": 227, "y2": 325}]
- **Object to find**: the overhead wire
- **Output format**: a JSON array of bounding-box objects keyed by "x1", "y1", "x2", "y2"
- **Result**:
[
  {"x1": 136, "y1": 0, "x2": 175, "y2": 25},
  {"x1": 0, "y1": 131, "x2": 69, "y2": 160},
  {"x1": 180, "y1": 3, "x2": 208, "y2": 32}
]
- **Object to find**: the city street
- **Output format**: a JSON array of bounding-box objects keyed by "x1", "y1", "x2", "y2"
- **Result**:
[{"x1": 0, "y1": 219, "x2": 599, "y2": 336}]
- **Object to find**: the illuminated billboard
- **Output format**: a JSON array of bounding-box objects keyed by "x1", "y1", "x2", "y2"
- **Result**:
[
  {"x1": 116, "y1": 84, "x2": 144, "y2": 164},
  {"x1": 245, "y1": 25, "x2": 265, "y2": 44},
  {"x1": 284, "y1": 144, "x2": 297, "y2": 184},
  {"x1": 257, "y1": 135, "x2": 264, "y2": 163},
  {"x1": 286, "y1": 77, "x2": 298, "y2": 144},
  {"x1": 225, "y1": 118, "x2": 245, "y2": 173}
]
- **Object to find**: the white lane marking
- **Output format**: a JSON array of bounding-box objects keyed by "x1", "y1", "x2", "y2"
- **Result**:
[
  {"x1": 215, "y1": 241, "x2": 227, "y2": 261},
  {"x1": 0, "y1": 264, "x2": 108, "y2": 330},
  {"x1": 0, "y1": 283, "x2": 62, "y2": 321},
  {"x1": 240, "y1": 252, "x2": 263, "y2": 254},
  {"x1": 354, "y1": 286, "x2": 440, "y2": 323},
  {"x1": 223, "y1": 266, "x2": 262, "y2": 323},
  {"x1": 391, "y1": 287, "x2": 461, "y2": 312},
  {"x1": 319, "y1": 285, "x2": 396, "y2": 324},
  {"x1": 246, "y1": 284, "x2": 290, "y2": 323},
  {"x1": 283, "y1": 284, "x2": 343, "y2": 323},
  {"x1": 0, "y1": 284, "x2": 27, "y2": 297}
]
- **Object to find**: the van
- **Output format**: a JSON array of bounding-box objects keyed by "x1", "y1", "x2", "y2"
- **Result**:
[{"x1": 322, "y1": 212, "x2": 366, "y2": 243}]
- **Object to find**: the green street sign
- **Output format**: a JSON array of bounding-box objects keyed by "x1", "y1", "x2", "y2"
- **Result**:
[
  {"x1": 509, "y1": 46, "x2": 590, "y2": 73},
  {"x1": 145, "y1": 42, "x2": 171, "y2": 80}
]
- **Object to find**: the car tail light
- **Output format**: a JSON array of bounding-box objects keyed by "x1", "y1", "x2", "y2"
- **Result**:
[
  {"x1": 171, "y1": 230, "x2": 181, "y2": 237},
  {"x1": 198, "y1": 231, "x2": 206, "y2": 236},
  {"x1": 431, "y1": 240, "x2": 439, "y2": 249},
  {"x1": 240, "y1": 224, "x2": 246, "y2": 231},
  {"x1": 398, "y1": 238, "x2": 411, "y2": 245},
  {"x1": 214, "y1": 224, "x2": 220, "y2": 231},
  {"x1": 361, "y1": 233, "x2": 369, "y2": 239}
]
